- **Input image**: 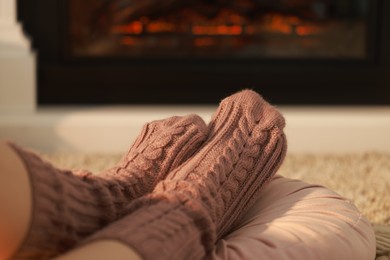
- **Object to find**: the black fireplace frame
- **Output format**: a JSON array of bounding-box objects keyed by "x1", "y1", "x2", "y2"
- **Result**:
[{"x1": 18, "y1": 0, "x2": 390, "y2": 105}]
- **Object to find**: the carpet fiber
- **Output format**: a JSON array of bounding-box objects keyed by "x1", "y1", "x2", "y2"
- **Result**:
[{"x1": 42, "y1": 152, "x2": 390, "y2": 259}]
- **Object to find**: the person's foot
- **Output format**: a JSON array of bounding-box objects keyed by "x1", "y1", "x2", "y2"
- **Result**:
[
  {"x1": 155, "y1": 89, "x2": 287, "y2": 239},
  {"x1": 7, "y1": 114, "x2": 208, "y2": 259},
  {"x1": 80, "y1": 90, "x2": 288, "y2": 260},
  {"x1": 99, "y1": 114, "x2": 209, "y2": 200}
]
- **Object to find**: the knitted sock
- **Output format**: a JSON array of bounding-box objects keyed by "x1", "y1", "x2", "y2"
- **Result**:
[
  {"x1": 8, "y1": 115, "x2": 208, "y2": 259},
  {"x1": 99, "y1": 115, "x2": 208, "y2": 200},
  {"x1": 82, "y1": 89, "x2": 287, "y2": 260}
]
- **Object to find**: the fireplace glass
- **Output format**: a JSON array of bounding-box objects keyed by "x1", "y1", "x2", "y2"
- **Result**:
[
  {"x1": 18, "y1": 0, "x2": 389, "y2": 105},
  {"x1": 69, "y1": 0, "x2": 369, "y2": 59}
]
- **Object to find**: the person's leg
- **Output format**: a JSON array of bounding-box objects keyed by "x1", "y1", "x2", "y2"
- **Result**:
[
  {"x1": 73, "y1": 89, "x2": 287, "y2": 260},
  {"x1": 0, "y1": 141, "x2": 32, "y2": 260},
  {"x1": 0, "y1": 115, "x2": 207, "y2": 259},
  {"x1": 56, "y1": 240, "x2": 142, "y2": 260}
]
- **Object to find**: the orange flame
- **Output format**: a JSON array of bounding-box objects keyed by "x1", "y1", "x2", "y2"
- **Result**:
[
  {"x1": 112, "y1": 21, "x2": 143, "y2": 34},
  {"x1": 295, "y1": 25, "x2": 322, "y2": 36},
  {"x1": 263, "y1": 14, "x2": 301, "y2": 34},
  {"x1": 192, "y1": 25, "x2": 242, "y2": 35},
  {"x1": 147, "y1": 21, "x2": 175, "y2": 33}
]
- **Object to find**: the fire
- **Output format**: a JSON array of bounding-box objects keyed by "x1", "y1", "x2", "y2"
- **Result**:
[
  {"x1": 112, "y1": 9, "x2": 324, "y2": 49},
  {"x1": 111, "y1": 21, "x2": 143, "y2": 35},
  {"x1": 192, "y1": 25, "x2": 242, "y2": 35},
  {"x1": 113, "y1": 22, "x2": 243, "y2": 36},
  {"x1": 262, "y1": 13, "x2": 300, "y2": 34},
  {"x1": 147, "y1": 21, "x2": 175, "y2": 33},
  {"x1": 261, "y1": 13, "x2": 323, "y2": 36},
  {"x1": 113, "y1": 13, "x2": 321, "y2": 37},
  {"x1": 295, "y1": 25, "x2": 322, "y2": 36}
]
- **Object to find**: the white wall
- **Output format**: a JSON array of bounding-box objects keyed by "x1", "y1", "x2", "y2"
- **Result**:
[
  {"x1": 0, "y1": 0, "x2": 35, "y2": 113},
  {"x1": 1, "y1": 105, "x2": 390, "y2": 154}
]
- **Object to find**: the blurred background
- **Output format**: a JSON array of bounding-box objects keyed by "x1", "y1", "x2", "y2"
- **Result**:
[
  {"x1": 1, "y1": 0, "x2": 390, "y2": 153},
  {"x1": 16, "y1": 0, "x2": 390, "y2": 105}
]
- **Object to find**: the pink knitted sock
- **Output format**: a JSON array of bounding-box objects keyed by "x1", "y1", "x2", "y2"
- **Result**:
[
  {"x1": 83, "y1": 90, "x2": 287, "y2": 260},
  {"x1": 8, "y1": 115, "x2": 207, "y2": 259},
  {"x1": 99, "y1": 115, "x2": 208, "y2": 200}
]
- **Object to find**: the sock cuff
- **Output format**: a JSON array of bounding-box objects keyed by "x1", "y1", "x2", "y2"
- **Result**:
[
  {"x1": 83, "y1": 196, "x2": 212, "y2": 260},
  {"x1": 8, "y1": 143, "x2": 113, "y2": 258}
]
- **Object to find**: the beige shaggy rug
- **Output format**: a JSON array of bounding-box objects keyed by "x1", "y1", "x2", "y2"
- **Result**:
[{"x1": 42, "y1": 152, "x2": 390, "y2": 259}]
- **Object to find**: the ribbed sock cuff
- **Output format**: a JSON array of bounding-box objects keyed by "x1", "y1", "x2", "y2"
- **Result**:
[
  {"x1": 83, "y1": 194, "x2": 214, "y2": 260},
  {"x1": 9, "y1": 143, "x2": 115, "y2": 258}
]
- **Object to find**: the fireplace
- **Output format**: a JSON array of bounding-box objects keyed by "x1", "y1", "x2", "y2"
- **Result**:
[
  {"x1": 18, "y1": 0, "x2": 390, "y2": 105},
  {"x1": 70, "y1": 0, "x2": 368, "y2": 59}
]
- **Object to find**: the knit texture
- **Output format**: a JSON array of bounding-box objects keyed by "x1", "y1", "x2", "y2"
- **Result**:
[
  {"x1": 84, "y1": 195, "x2": 210, "y2": 260},
  {"x1": 98, "y1": 115, "x2": 208, "y2": 200},
  {"x1": 159, "y1": 89, "x2": 287, "y2": 239},
  {"x1": 8, "y1": 115, "x2": 208, "y2": 259},
  {"x1": 83, "y1": 89, "x2": 287, "y2": 260}
]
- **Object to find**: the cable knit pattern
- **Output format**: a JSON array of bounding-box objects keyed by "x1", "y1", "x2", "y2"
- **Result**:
[
  {"x1": 158, "y1": 90, "x2": 287, "y2": 239},
  {"x1": 83, "y1": 90, "x2": 287, "y2": 260},
  {"x1": 8, "y1": 115, "x2": 208, "y2": 259},
  {"x1": 98, "y1": 115, "x2": 208, "y2": 204}
]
